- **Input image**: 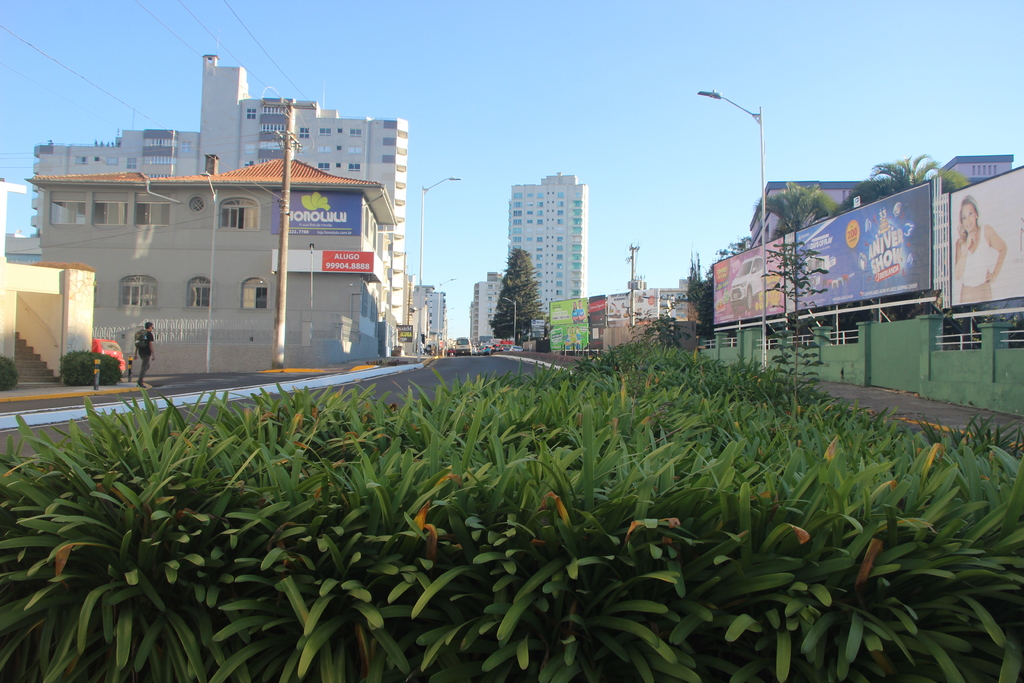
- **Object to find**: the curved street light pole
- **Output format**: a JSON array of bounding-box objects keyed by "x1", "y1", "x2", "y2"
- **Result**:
[
  {"x1": 419, "y1": 177, "x2": 461, "y2": 287},
  {"x1": 698, "y1": 90, "x2": 768, "y2": 368},
  {"x1": 501, "y1": 297, "x2": 517, "y2": 345}
]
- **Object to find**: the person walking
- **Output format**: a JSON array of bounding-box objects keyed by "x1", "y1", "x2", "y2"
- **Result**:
[{"x1": 135, "y1": 322, "x2": 155, "y2": 388}]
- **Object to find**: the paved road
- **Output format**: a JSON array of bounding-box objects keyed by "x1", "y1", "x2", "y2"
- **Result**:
[{"x1": 0, "y1": 356, "x2": 542, "y2": 454}]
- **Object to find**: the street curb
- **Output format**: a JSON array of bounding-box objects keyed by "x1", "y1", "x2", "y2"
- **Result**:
[{"x1": 0, "y1": 362, "x2": 425, "y2": 430}]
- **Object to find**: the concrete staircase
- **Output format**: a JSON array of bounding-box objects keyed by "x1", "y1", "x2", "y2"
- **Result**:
[{"x1": 14, "y1": 333, "x2": 60, "y2": 386}]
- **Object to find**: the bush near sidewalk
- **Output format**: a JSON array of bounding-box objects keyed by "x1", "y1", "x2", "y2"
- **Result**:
[
  {"x1": 59, "y1": 350, "x2": 122, "y2": 386},
  {"x1": 0, "y1": 346, "x2": 1021, "y2": 682}
]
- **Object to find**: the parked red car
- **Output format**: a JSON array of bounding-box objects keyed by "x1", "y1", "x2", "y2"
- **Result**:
[{"x1": 91, "y1": 339, "x2": 126, "y2": 372}]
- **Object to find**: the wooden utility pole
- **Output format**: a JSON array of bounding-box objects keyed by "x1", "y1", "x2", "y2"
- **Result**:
[{"x1": 271, "y1": 101, "x2": 296, "y2": 369}]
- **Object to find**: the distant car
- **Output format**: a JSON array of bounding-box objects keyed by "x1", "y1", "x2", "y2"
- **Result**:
[
  {"x1": 481, "y1": 345, "x2": 492, "y2": 355},
  {"x1": 509, "y1": 345, "x2": 523, "y2": 352},
  {"x1": 453, "y1": 337, "x2": 473, "y2": 356},
  {"x1": 91, "y1": 339, "x2": 126, "y2": 372}
]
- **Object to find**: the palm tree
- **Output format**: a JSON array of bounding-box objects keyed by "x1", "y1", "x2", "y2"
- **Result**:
[
  {"x1": 754, "y1": 183, "x2": 837, "y2": 239},
  {"x1": 837, "y1": 155, "x2": 968, "y2": 213}
]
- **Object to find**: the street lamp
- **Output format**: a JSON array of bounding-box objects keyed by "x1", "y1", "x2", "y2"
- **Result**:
[
  {"x1": 501, "y1": 297, "x2": 517, "y2": 345},
  {"x1": 698, "y1": 89, "x2": 768, "y2": 368},
  {"x1": 419, "y1": 177, "x2": 460, "y2": 287}
]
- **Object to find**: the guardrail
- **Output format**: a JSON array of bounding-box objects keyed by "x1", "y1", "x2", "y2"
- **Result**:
[
  {"x1": 936, "y1": 333, "x2": 981, "y2": 351},
  {"x1": 1001, "y1": 330, "x2": 1024, "y2": 349},
  {"x1": 830, "y1": 329, "x2": 859, "y2": 345}
]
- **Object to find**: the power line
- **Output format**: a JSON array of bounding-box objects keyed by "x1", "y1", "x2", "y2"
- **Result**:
[
  {"x1": 176, "y1": 0, "x2": 269, "y2": 92},
  {"x1": 222, "y1": 0, "x2": 311, "y2": 102},
  {"x1": 0, "y1": 24, "x2": 168, "y2": 130},
  {"x1": 133, "y1": 0, "x2": 202, "y2": 57},
  {"x1": 0, "y1": 61, "x2": 123, "y2": 129}
]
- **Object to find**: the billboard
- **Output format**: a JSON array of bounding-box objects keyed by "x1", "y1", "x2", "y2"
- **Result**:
[
  {"x1": 588, "y1": 296, "x2": 607, "y2": 350},
  {"x1": 605, "y1": 290, "x2": 661, "y2": 327},
  {"x1": 397, "y1": 325, "x2": 413, "y2": 342},
  {"x1": 713, "y1": 241, "x2": 785, "y2": 325},
  {"x1": 794, "y1": 183, "x2": 932, "y2": 308},
  {"x1": 950, "y1": 167, "x2": 1024, "y2": 306},
  {"x1": 549, "y1": 298, "x2": 589, "y2": 352},
  {"x1": 713, "y1": 184, "x2": 933, "y2": 325},
  {"x1": 272, "y1": 190, "x2": 363, "y2": 236}
]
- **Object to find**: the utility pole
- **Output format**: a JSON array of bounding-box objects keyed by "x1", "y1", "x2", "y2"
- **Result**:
[
  {"x1": 627, "y1": 244, "x2": 640, "y2": 327},
  {"x1": 271, "y1": 101, "x2": 296, "y2": 369}
]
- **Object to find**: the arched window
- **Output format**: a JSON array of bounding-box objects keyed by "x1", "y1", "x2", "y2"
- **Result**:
[
  {"x1": 220, "y1": 198, "x2": 259, "y2": 230},
  {"x1": 120, "y1": 275, "x2": 157, "y2": 307},
  {"x1": 187, "y1": 276, "x2": 210, "y2": 307},
  {"x1": 241, "y1": 277, "x2": 268, "y2": 309}
]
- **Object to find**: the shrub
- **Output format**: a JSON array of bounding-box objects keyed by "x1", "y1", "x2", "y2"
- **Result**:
[
  {"x1": 0, "y1": 346, "x2": 1021, "y2": 681},
  {"x1": 0, "y1": 355, "x2": 16, "y2": 390},
  {"x1": 58, "y1": 350, "x2": 121, "y2": 385}
]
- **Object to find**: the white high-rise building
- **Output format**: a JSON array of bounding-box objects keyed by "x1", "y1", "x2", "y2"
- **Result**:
[
  {"x1": 507, "y1": 174, "x2": 587, "y2": 307},
  {"x1": 470, "y1": 272, "x2": 503, "y2": 342},
  {"x1": 32, "y1": 55, "x2": 410, "y2": 323}
]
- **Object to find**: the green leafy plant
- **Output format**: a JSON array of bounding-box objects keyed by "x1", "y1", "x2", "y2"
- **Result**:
[
  {"x1": 0, "y1": 356, "x2": 17, "y2": 390},
  {"x1": 1, "y1": 346, "x2": 1021, "y2": 682},
  {"x1": 58, "y1": 350, "x2": 122, "y2": 385}
]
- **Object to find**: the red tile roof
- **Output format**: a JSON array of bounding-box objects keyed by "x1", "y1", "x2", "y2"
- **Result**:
[{"x1": 31, "y1": 160, "x2": 380, "y2": 187}]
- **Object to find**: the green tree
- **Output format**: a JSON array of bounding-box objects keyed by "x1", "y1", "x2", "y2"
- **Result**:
[
  {"x1": 767, "y1": 239, "x2": 828, "y2": 411},
  {"x1": 490, "y1": 249, "x2": 543, "y2": 343},
  {"x1": 838, "y1": 155, "x2": 969, "y2": 212},
  {"x1": 686, "y1": 253, "x2": 714, "y2": 339},
  {"x1": 715, "y1": 236, "x2": 752, "y2": 260},
  {"x1": 753, "y1": 183, "x2": 838, "y2": 238}
]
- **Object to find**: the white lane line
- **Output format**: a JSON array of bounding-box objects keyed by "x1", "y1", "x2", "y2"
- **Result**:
[{"x1": 0, "y1": 363, "x2": 423, "y2": 430}]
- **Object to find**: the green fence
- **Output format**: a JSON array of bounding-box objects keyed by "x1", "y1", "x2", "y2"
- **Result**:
[{"x1": 703, "y1": 315, "x2": 1024, "y2": 415}]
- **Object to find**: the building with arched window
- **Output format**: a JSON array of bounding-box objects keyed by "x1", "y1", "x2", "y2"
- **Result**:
[{"x1": 30, "y1": 159, "x2": 398, "y2": 371}]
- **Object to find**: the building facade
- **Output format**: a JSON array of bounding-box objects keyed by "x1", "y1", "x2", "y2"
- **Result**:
[
  {"x1": 470, "y1": 272, "x2": 503, "y2": 342},
  {"x1": 29, "y1": 160, "x2": 397, "y2": 372},
  {"x1": 507, "y1": 174, "x2": 587, "y2": 307},
  {"x1": 32, "y1": 54, "x2": 411, "y2": 325},
  {"x1": 411, "y1": 284, "x2": 449, "y2": 352}
]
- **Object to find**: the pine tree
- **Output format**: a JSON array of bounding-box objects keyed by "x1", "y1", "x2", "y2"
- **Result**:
[{"x1": 490, "y1": 249, "x2": 543, "y2": 343}]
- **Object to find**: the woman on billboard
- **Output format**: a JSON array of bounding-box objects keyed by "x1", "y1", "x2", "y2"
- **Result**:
[{"x1": 954, "y1": 195, "x2": 1007, "y2": 304}]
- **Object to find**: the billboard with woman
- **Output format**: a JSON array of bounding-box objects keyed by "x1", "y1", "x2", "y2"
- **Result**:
[{"x1": 950, "y1": 167, "x2": 1023, "y2": 305}]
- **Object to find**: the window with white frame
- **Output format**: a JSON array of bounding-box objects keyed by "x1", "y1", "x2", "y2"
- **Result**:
[
  {"x1": 126, "y1": 158, "x2": 137, "y2": 169},
  {"x1": 318, "y1": 146, "x2": 331, "y2": 153},
  {"x1": 299, "y1": 127, "x2": 310, "y2": 139},
  {"x1": 241, "y1": 277, "x2": 268, "y2": 309},
  {"x1": 147, "y1": 157, "x2": 174, "y2": 165},
  {"x1": 75, "y1": 156, "x2": 88, "y2": 165},
  {"x1": 319, "y1": 128, "x2": 331, "y2": 135},
  {"x1": 187, "y1": 276, "x2": 210, "y2": 307},
  {"x1": 263, "y1": 106, "x2": 284, "y2": 114},
  {"x1": 94, "y1": 201, "x2": 128, "y2": 225},
  {"x1": 105, "y1": 157, "x2": 118, "y2": 166},
  {"x1": 51, "y1": 200, "x2": 86, "y2": 225},
  {"x1": 181, "y1": 141, "x2": 193, "y2": 153},
  {"x1": 150, "y1": 138, "x2": 172, "y2": 147},
  {"x1": 120, "y1": 275, "x2": 157, "y2": 307},
  {"x1": 135, "y1": 198, "x2": 170, "y2": 226},
  {"x1": 220, "y1": 198, "x2": 259, "y2": 230},
  {"x1": 347, "y1": 147, "x2": 362, "y2": 154},
  {"x1": 246, "y1": 108, "x2": 257, "y2": 119},
  {"x1": 317, "y1": 162, "x2": 330, "y2": 170},
  {"x1": 261, "y1": 124, "x2": 285, "y2": 132},
  {"x1": 348, "y1": 163, "x2": 360, "y2": 171},
  {"x1": 349, "y1": 128, "x2": 362, "y2": 136}
]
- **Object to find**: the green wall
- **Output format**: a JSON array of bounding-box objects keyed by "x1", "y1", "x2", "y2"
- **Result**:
[{"x1": 704, "y1": 317, "x2": 1024, "y2": 416}]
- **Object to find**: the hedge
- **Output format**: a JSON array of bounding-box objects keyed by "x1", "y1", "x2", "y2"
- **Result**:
[{"x1": 0, "y1": 346, "x2": 1020, "y2": 682}]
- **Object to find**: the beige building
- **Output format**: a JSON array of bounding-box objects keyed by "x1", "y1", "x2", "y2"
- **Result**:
[
  {"x1": 30, "y1": 160, "x2": 397, "y2": 372},
  {"x1": 470, "y1": 272, "x2": 503, "y2": 342},
  {"x1": 32, "y1": 55, "x2": 412, "y2": 325}
]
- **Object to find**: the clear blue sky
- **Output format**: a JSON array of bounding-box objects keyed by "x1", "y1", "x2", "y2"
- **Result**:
[{"x1": 3, "y1": 0, "x2": 1022, "y2": 338}]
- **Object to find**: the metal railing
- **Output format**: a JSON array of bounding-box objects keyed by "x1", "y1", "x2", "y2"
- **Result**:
[
  {"x1": 936, "y1": 333, "x2": 981, "y2": 351},
  {"x1": 830, "y1": 329, "x2": 859, "y2": 345},
  {"x1": 1001, "y1": 330, "x2": 1024, "y2": 349}
]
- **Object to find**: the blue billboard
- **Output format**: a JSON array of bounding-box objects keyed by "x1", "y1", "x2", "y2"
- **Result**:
[
  {"x1": 793, "y1": 184, "x2": 932, "y2": 308},
  {"x1": 272, "y1": 190, "x2": 363, "y2": 236}
]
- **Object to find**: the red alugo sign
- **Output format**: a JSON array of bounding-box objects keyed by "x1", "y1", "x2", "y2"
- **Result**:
[{"x1": 321, "y1": 251, "x2": 374, "y2": 273}]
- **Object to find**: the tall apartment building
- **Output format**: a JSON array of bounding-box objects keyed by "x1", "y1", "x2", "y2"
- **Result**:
[
  {"x1": 470, "y1": 272, "x2": 503, "y2": 342},
  {"x1": 32, "y1": 55, "x2": 410, "y2": 323},
  {"x1": 412, "y1": 284, "x2": 449, "y2": 349},
  {"x1": 507, "y1": 174, "x2": 587, "y2": 307}
]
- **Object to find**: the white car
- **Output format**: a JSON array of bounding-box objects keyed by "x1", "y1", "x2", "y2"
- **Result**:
[{"x1": 730, "y1": 255, "x2": 764, "y2": 314}]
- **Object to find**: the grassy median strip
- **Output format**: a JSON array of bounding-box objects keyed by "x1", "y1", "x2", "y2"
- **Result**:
[{"x1": 0, "y1": 345, "x2": 1021, "y2": 682}]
